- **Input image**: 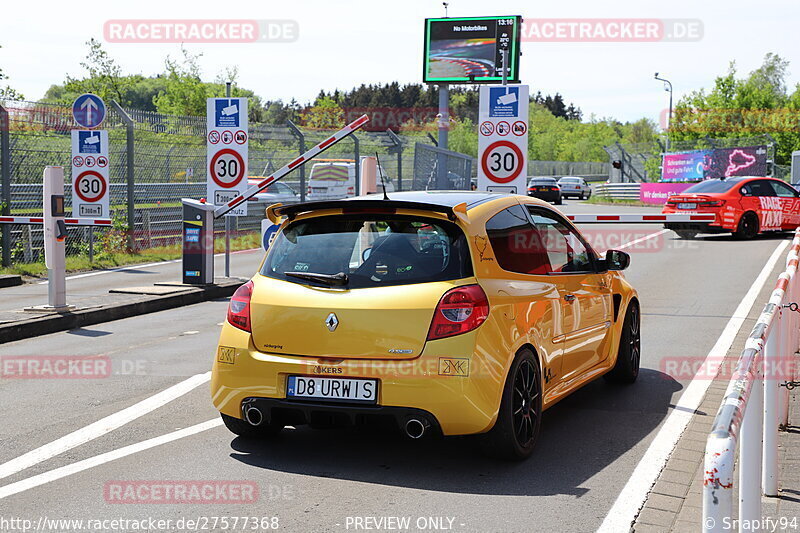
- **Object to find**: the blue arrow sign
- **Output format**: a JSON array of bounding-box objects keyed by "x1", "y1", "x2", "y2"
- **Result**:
[{"x1": 72, "y1": 93, "x2": 106, "y2": 128}]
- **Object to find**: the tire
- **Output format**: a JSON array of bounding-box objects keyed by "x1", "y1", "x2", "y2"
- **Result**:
[
  {"x1": 676, "y1": 230, "x2": 698, "y2": 240},
  {"x1": 481, "y1": 348, "x2": 542, "y2": 460},
  {"x1": 580, "y1": 192, "x2": 586, "y2": 200},
  {"x1": 555, "y1": 197, "x2": 563, "y2": 205},
  {"x1": 604, "y1": 300, "x2": 641, "y2": 384},
  {"x1": 734, "y1": 212, "x2": 759, "y2": 240},
  {"x1": 221, "y1": 413, "x2": 283, "y2": 439}
]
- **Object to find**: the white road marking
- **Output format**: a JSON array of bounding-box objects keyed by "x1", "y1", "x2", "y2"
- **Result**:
[
  {"x1": 617, "y1": 229, "x2": 669, "y2": 250},
  {"x1": 0, "y1": 372, "x2": 211, "y2": 481},
  {"x1": 597, "y1": 239, "x2": 790, "y2": 532},
  {"x1": 0, "y1": 419, "x2": 221, "y2": 500},
  {"x1": 38, "y1": 247, "x2": 261, "y2": 283}
]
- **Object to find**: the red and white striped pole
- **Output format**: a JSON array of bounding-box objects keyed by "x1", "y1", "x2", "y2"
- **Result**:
[
  {"x1": 213, "y1": 114, "x2": 370, "y2": 218},
  {"x1": 566, "y1": 213, "x2": 716, "y2": 224}
]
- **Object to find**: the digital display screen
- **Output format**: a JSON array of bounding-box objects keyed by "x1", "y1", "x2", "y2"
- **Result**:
[
  {"x1": 423, "y1": 16, "x2": 521, "y2": 83},
  {"x1": 661, "y1": 145, "x2": 769, "y2": 182}
]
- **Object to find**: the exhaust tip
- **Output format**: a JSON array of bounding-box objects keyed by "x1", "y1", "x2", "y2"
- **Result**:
[
  {"x1": 405, "y1": 418, "x2": 428, "y2": 439},
  {"x1": 244, "y1": 406, "x2": 263, "y2": 426}
]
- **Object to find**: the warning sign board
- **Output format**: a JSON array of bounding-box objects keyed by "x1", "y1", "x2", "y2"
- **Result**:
[
  {"x1": 71, "y1": 130, "x2": 110, "y2": 217},
  {"x1": 207, "y1": 98, "x2": 248, "y2": 216},
  {"x1": 478, "y1": 85, "x2": 528, "y2": 194}
]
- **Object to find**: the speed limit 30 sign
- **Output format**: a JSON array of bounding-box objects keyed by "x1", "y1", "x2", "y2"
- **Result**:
[
  {"x1": 207, "y1": 98, "x2": 248, "y2": 216},
  {"x1": 477, "y1": 85, "x2": 529, "y2": 194},
  {"x1": 71, "y1": 130, "x2": 110, "y2": 217}
]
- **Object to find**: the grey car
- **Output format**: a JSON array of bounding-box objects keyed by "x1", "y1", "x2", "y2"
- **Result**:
[
  {"x1": 557, "y1": 176, "x2": 592, "y2": 200},
  {"x1": 247, "y1": 180, "x2": 300, "y2": 206}
]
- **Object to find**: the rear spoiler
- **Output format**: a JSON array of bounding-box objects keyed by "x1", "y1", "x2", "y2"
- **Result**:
[{"x1": 275, "y1": 200, "x2": 459, "y2": 221}]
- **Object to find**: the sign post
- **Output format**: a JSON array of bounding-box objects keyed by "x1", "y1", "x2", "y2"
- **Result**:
[
  {"x1": 207, "y1": 95, "x2": 248, "y2": 278},
  {"x1": 71, "y1": 130, "x2": 110, "y2": 217},
  {"x1": 477, "y1": 84, "x2": 529, "y2": 194}
]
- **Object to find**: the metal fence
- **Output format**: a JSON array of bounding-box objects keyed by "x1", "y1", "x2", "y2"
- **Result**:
[{"x1": 0, "y1": 100, "x2": 433, "y2": 265}]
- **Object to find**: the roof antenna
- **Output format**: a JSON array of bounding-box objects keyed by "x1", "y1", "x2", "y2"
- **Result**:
[{"x1": 375, "y1": 152, "x2": 390, "y2": 200}]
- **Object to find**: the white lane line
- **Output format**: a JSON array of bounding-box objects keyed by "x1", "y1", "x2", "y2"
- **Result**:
[
  {"x1": 38, "y1": 247, "x2": 261, "y2": 283},
  {"x1": 617, "y1": 229, "x2": 669, "y2": 250},
  {"x1": 597, "y1": 239, "x2": 790, "y2": 532},
  {"x1": 0, "y1": 418, "x2": 222, "y2": 500},
  {"x1": 0, "y1": 372, "x2": 211, "y2": 481}
]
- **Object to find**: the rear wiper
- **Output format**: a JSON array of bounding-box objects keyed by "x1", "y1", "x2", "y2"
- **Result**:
[{"x1": 284, "y1": 271, "x2": 349, "y2": 286}]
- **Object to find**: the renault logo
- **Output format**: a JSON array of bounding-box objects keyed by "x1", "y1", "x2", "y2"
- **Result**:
[{"x1": 325, "y1": 313, "x2": 339, "y2": 332}]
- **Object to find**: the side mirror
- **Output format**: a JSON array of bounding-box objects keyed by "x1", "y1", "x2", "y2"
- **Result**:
[{"x1": 605, "y1": 249, "x2": 630, "y2": 271}]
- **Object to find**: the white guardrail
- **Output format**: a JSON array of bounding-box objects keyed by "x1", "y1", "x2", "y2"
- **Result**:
[
  {"x1": 704, "y1": 229, "x2": 800, "y2": 531},
  {"x1": 592, "y1": 182, "x2": 642, "y2": 200}
]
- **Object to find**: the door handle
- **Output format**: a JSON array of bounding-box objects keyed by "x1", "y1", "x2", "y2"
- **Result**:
[{"x1": 563, "y1": 294, "x2": 576, "y2": 302}]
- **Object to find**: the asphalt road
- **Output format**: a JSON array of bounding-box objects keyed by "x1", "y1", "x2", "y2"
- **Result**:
[{"x1": 0, "y1": 200, "x2": 791, "y2": 533}]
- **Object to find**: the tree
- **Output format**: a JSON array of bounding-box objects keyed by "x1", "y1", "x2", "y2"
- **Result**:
[
  {"x1": 672, "y1": 53, "x2": 798, "y2": 164},
  {"x1": 63, "y1": 39, "x2": 133, "y2": 103},
  {"x1": 153, "y1": 47, "x2": 209, "y2": 116},
  {"x1": 301, "y1": 96, "x2": 345, "y2": 129}
]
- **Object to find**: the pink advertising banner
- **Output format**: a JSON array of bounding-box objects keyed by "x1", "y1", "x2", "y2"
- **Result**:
[{"x1": 640, "y1": 182, "x2": 694, "y2": 205}]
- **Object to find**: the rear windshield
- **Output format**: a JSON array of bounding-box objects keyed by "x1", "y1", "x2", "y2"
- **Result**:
[
  {"x1": 683, "y1": 179, "x2": 742, "y2": 193},
  {"x1": 529, "y1": 179, "x2": 557, "y2": 185},
  {"x1": 559, "y1": 178, "x2": 580, "y2": 183},
  {"x1": 261, "y1": 215, "x2": 472, "y2": 289}
]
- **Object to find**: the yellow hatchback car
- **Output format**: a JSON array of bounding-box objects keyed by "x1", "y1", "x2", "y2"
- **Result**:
[{"x1": 212, "y1": 191, "x2": 640, "y2": 460}]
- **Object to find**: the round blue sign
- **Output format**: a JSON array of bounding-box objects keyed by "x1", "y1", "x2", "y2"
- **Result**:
[
  {"x1": 72, "y1": 93, "x2": 106, "y2": 129},
  {"x1": 261, "y1": 223, "x2": 280, "y2": 251}
]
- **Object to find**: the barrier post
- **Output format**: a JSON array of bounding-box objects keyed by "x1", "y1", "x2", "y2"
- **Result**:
[
  {"x1": 763, "y1": 313, "x2": 780, "y2": 496},
  {"x1": 41, "y1": 166, "x2": 70, "y2": 311},
  {"x1": 740, "y1": 361, "x2": 763, "y2": 523},
  {"x1": 0, "y1": 103, "x2": 10, "y2": 267}
]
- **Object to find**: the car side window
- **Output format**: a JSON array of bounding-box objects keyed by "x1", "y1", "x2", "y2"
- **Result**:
[
  {"x1": 770, "y1": 180, "x2": 798, "y2": 198},
  {"x1": 526, "y1": 207, "x2": 594, "y2": 274},
  {"x1": 741, "y1": 180, "x2": 777, "y2": 197},
  {"x1": 485, "y1": 205, "x2": 551, "y2": 275}
]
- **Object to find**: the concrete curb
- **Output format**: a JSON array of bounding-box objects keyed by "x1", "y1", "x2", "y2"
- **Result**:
[
  {"x1": 0, "y1": 279, "x2": 245, "y2": 344},
  {"x1": 0, "y1": 275, "x2": 22, "y2": 288}
]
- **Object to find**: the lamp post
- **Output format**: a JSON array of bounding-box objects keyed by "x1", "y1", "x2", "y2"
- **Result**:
[{"x1": 654, "y1": 73, "x2": 673, "y2": 152}]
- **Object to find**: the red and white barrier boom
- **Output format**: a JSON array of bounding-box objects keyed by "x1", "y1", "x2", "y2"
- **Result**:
[
  {"x1": 0, "y1": 166, "x2": 111, "y2": 310},
  {"x1": 566, "y1": 213, "x2": 716, "y2": 224},
  {"x1": 213, "y1": 114, "x2": 370, "y2": 218},
  {"x1": 181, "y1": 114, "x2": 370, "y2": 285}
]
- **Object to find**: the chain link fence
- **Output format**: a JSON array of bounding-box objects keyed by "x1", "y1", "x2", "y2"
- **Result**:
[{"x1": 0, "y1": 100, "x2": 449, "y2": 266}]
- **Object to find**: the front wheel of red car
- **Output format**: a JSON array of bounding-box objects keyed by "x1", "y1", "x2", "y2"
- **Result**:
[
  {"x1": 481, "y1": 348, "x2": 541, "y2": 461},
  {"x1": 734, "y1": 212, "x2": 759, "y2": 240}
]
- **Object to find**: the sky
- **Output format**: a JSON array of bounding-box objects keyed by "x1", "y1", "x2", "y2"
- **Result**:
[{"x1": 1, "y1": 0, "x2": 798, "y2": 125}]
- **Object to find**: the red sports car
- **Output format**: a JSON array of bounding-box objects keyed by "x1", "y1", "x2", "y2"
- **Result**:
[{"x1": 662, "y1": 176, "x2": 800, "y2": 239}]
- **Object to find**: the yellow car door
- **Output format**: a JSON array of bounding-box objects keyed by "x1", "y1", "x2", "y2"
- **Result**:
[{"x1": 526, "y1": 207, "x2": 613, "y2": 382}]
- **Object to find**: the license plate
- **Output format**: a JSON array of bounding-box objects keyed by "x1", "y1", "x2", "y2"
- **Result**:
[
  {"x1": 677, "y1": 203, "x2": 697, "y2": 210},
  {"x1": 287, "y1": 375, "x2": 378, "y2": 403}
]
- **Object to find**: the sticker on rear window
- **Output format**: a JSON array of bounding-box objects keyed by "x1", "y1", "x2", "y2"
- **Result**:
[{"x1": 293, "y1": 262, "x2": 310, "y2": 272}]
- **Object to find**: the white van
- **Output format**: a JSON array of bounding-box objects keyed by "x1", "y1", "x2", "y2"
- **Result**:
[{"x1": 306, "y1": 158, "x2": 394, "y2": 200}]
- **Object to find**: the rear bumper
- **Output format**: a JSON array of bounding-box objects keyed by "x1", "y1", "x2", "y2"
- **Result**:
[
  {"x1": 528, "y1": 190, "x2": 560, "y2": 202},
  {"x1": 240, "y1": 397, "x2": 441, "y2": 434},
  {"x1": 211, "y1": 324, "x2": 498, "y2": 436}
]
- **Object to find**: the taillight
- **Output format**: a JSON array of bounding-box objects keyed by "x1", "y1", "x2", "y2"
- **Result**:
[
  {"x1": 307, "y1": 187, "x2": 312, "y2": 194},
  {"x1": 347, "y1": 187, "x2": 355, "y2": 195},
  {"x1": 702, "y1": 200, "x2": 725, "y2": 207},
  {"x1": 227, "y1": 280, "x2": 253, "y2": 332},
  {"x1": 427, "y1": 285, "x2": 489, "y2": 341}
]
